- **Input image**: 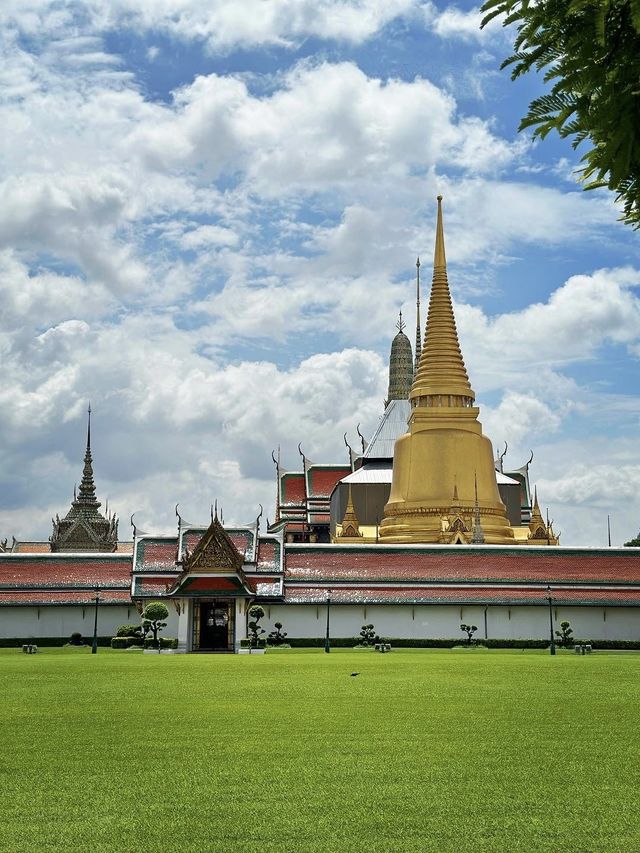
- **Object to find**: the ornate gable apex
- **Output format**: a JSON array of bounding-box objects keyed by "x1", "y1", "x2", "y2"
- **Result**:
[{"x1": 182, "y1": 515, "x2": 244, "y2": 574}]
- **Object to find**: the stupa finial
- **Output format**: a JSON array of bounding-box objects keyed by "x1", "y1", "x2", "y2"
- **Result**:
[
  {"x1": 415, "y1": 256, "x2": 421, "y2": 372},
  {"x1": 410, "y1": 196, "x2": 474, "y2": 406}
]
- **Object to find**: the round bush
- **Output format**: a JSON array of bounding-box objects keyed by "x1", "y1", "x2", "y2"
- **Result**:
[{"x1": 142, "y1": 602, "x2": 169, "y2": 621}]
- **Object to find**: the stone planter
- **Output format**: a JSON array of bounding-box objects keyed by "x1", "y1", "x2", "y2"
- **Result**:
[
  {"x1": 143, "y1": 649, "x2": 178, "y2": 655},
  {"x1": 238, "y1": 648, "x2": 266, "y2": 655}
]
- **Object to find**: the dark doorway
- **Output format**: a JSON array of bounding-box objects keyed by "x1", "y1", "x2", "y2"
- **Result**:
[{"x1": 198, "y1": 601, "x2": 232, "y2": 651}]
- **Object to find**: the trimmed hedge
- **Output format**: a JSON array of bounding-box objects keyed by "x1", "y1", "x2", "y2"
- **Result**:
[
  {"x1": 143, "y1": 637, "x2": 178, "y2": 650},
  {"x1": 110, "y1": 637, "x2": 144, "y2": 649},
  {"x1": 285, "y1": 637, "x2": 640, "y2": 650},
  {"x1": 0, "y1": 637, "x2": 112, "y2": 648}
]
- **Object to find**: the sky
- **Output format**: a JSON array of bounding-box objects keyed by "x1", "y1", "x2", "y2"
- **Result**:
[{"x1": 1, "y1": 0, "x2": 639, "y2": 546}]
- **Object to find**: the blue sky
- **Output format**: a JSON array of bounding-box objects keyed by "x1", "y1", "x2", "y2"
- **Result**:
[{"x1": 1, "y1": 0, "x2": 639, "y2": 545}]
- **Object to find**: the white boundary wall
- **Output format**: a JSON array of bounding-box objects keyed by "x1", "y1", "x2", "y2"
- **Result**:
[
  {"x1": 0, "y1": 606, "x2": 179, "y2": 640},
  {"x1": 261, "y1": 604, "x2": 640, "y2": 641},
  {"x1": 1, "y1": 603, "x2": 639, "y2": 642}
]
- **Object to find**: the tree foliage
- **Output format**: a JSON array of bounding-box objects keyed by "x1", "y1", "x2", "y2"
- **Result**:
[
  {"x1": 141, "y1": 602, "x2": 169, "y2": 651},
  {"x1": 554, "y1": 620, "x2": 574, "y2": 647},
  {"x1": 248, "y1": 605, "x2": 266, "y2": 649},
  {"x1": 358, "y1": 624, "x2": 377, "y2": 646},
  {"x1": 268, "y1": 621, "x2": 288, "y2": 646},
  {"x1": 460, "y1": 623, "x2": 478, "y2": 645},
  {"x1": 624, "y1": 531, "x2": 640, "y2": 546},
  {"x1": 481, "y1": 0, "x2": 640, "y2": 228}
]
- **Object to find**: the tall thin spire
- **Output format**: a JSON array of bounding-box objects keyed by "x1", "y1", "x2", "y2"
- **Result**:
[
  {"x1": 414, "y1": 257, "x2": 421, "y2": 372},
  {"x1": 411, "y1": 196, "x2": 474, "y2": 405},
  {"x1": 77, "y1": 403, "x2": 98, "y2": 504},
  {"x1": 50, "y1": 405, "x2": 118, "y2": 551},
  {"x1": 471, "y1": 473, "x2": 485, "y2": 544},
  {"x1": 338, "y1": 484, "x2": 362, "y2": 538}
]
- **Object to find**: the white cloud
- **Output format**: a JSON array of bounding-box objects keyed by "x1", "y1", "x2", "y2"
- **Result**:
[{"x1": 1, "y1": 0, "x2": 415, "y2": 50}]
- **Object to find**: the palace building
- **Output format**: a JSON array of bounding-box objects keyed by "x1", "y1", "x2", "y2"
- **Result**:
[{"x1": 1, "y1": 198, "x2": 639, "y2": 651}]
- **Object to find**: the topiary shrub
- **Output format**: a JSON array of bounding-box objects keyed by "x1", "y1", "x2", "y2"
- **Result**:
[
  {"x1": 69, "y1": 632, "x2": 84, "y2": 646},
  {"x1": 247, "y1": 605, "x2": 266, "y2": 649},
  {"x1": 111, "y1": 637, "x2": 129, "y2": 649},
  {"x1": 268, "y1": 622, "x2": 288, "y2": 646},
  {"x1": 141, "y1": 602, "x2": 169, "y2": 652},
  {"x1": 460, "y1": 624, "x2": 478, "y2": 646},
  {"x1": 357, "y1": 624, "x2": 377, "y2": 646}
]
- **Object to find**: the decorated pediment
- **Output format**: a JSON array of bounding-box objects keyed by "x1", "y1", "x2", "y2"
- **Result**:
[{"x1": 182, "y1": 516, "x2": 244, "y2": 574}]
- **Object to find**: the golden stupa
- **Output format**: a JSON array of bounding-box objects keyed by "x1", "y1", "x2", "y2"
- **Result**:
[{"x1": 380, "y1": 196, "x2": 515, "y2": 544}]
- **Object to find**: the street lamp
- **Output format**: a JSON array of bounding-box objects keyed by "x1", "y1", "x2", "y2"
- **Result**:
[
  {"x1": 91, "y1": 586, "x2": 100, "y2": 654},
  {"x1": 546, "y1": 584, "x2": 556, "y2": 656},
  {"x1": 324, "y1": 591, "x2": 331, "y2": 654}
]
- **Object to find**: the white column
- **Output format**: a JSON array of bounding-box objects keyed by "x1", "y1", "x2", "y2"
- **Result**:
[
  {"x1": 234, "y1": 599, "x2": 247, "y2": 652},
  {"x1": 176, "y1": 599, "x2": 191, "y2": 653}
]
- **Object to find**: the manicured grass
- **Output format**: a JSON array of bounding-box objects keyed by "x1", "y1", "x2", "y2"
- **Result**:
[{"x1": 1, "y1": 648, "x2": 639, "y2": 852}]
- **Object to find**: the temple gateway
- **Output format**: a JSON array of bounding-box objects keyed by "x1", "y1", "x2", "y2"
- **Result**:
[{"x1": 2, "y1": 199, "x2": 639, "y2": 650}]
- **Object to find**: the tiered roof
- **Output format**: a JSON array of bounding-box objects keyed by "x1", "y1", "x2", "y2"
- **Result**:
[
  {"x1": 283, "y1": 544, "x2": 640, "y2": 607},
  {"x1": 50, "y1": 407, "x2": 118, "y2": 552},
  {"x1": 0, "y1": 553, "x2": 131, "y2": 607}
]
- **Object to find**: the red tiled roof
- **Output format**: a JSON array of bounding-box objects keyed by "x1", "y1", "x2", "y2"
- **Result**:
[
  {"x1": 12, "y1": 542, "x2": 51, "y2": 553},
  {"x1": 284, "y1": 585, "x2": 640, "y2": 605},
  {"x1": 135, "y1": 539, "x2": 177, "y2": 571},
  {"x1": 307, "y1": 466, "x2": 350, "y2": 498},
  {"x1": 285, "y1": 547, "x2": 640, "y2": 583},
  {"x1": 256, "y1": 539, "x2": 282, "y2": 571},
  {"x1": 134, "y1": 576, "x2": 177, "y2": 597},
  {"x1": 0, "y1": 556, "x2": 131, "y2": 588},
  {"x1": 282, "y1": 473, "x2": 305, "y2": 505},
  {"x1": 0, "y1": 589, "x2": 132, "y2": 606},
  {"x1": 247, "y1": 576, "x2": 278, "y2": 590}
]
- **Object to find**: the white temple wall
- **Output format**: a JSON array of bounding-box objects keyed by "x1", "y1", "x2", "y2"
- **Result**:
[
  {"x1": 0, "y1": 605, "x2": 179, "y2": 639},
  {"x1": 1, "y1": 603, "x2": 639, "y2": 642},
  {"x1": 262, "y1": 604, "x2": 640, "y2": 641}
]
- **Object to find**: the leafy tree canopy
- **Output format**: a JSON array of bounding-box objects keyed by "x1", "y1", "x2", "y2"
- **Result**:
[
  {"x1": 481, "y1": 0, "x2": 640, "y2": 228},
  {"x1": 624, "y1": 532, "x2": 640, "y2": 546}
]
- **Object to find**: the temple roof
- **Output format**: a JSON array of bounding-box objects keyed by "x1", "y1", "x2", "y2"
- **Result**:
[
  {"x1": 50, "y1": 407, "x2": 118, "y2": 552},
  {"x1": 362, "y1": 399, "x2": 411, "y2": 460},
  {"x1": 341, "y1": 463, "x2": 393, "y2": 484},
  {"x1": 386, "y1": 313, "x2": 413, "y2": 405},
  {"x1": 284, "y1": 585, "x2": 640, "y2": 606},
  {"x1": 284, "y1": 545, "x2": 640, "y2": 584}
]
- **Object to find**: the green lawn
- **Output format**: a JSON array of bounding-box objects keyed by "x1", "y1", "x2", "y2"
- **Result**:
[{"x1": 1, "y1": 648, "x2": 639, "y2": 852}]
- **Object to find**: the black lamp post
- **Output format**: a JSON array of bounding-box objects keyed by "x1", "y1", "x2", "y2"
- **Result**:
[
  {"x1": 546, "y1": 584, "x2": 556, "y2": 656},
  {"x1": 91, "y1": 586, "x2": 100, "y2": 654},
  {"x1": 324, "y1": 591, "x2": 331, "y2": 654}
]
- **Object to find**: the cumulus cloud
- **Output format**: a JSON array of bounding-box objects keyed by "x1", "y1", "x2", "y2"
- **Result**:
[
  {"x1": 1, "y1": 0, "x2": 415, "y2": 50},
  {"x1": 0, "y1": 0, "x2": 638, "y2": 550}
]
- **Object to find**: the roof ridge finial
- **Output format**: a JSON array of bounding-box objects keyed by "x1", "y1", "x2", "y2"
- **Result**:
[
  {"x1": 396, "y1": 310, "x2": 406, "y2": 333},
  {"x1": 415, "y1": 256, "x2": 421, "y2": 372}
]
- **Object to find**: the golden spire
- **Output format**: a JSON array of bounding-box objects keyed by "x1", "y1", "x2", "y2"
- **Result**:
[
  {"x1": 411, "y1": 196, "x2": 474, "y2": 406},
  {"x1": 414, "y1": 257, "x2": 421, "y2": 372},
  {"x1": 338, "y1": 484, "x2": 362, "y2": 539}
]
